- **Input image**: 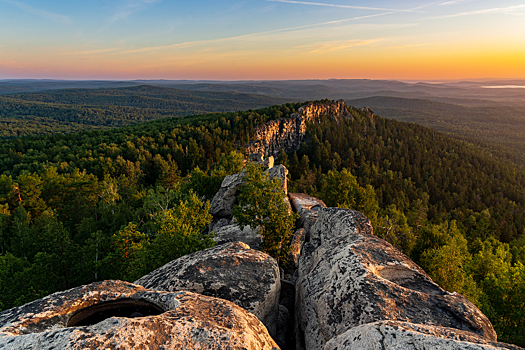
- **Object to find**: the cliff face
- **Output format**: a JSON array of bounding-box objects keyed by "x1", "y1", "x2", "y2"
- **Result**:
[{"x1": 246, "y1": 100, "x2": 351, "y2": 157}]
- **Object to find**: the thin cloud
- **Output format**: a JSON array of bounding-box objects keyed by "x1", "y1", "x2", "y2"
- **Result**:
[
  {"x1": 65, "y1": 48, "x2": 121, "y2": 56},
  {"x1": 121, "y1": 10, "x2": 396, "y2": 54},
  {"x1": 309, "y1": 39, "x2": 380, "y2": 53},
  {"x1": 267, "y1": 0, "x2": 423, "y2": 13},
  {"x1": 0, "y1": 0, "x2": 71, "y2": 24},
  {"x1": 109, "y1": 0, "x2": 161, "y2": 22},
  {"x1": 433, "y1": 4, "x2": 525, "y2": 18},
  {"x1": 388, "y1": 43, "x2": 428, "y2": 49}
]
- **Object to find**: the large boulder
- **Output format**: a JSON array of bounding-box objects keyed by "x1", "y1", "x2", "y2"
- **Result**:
[
  {"x1": 209, "y1": 171, "x2": 245, "y2": 217},
  {"x1": 324, "y1": 321, "x2": 521, "y2": 350},
  {"x1": 0, "y1": 280, "x2": 279, "y2": 350},
  {"x1": 134, "y1": 241, "x2": 281, "y2": 337},
  {"x1": 266, "y1": 164, "x2": 289, "y2": 194},
  {"x1": 296, "y1": 207, "x2": 497, "y2": 350},
  {"x1": 209, "y1": 163, "x2": 289, "y2": 218},
  {"x1": 288, "y1": 193, "x2": 327, "y2": 232}
]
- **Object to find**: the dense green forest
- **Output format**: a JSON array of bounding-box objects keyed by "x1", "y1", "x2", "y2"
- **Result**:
[
  {"x1": 349, "y1": 96, "x2": 525, "y2": 166},
  {"x1": 0, "y1": 85, "x2": 286, "y2": 138},
  {"x1": 0, "y1": 101, "x2": 524, "y2": 345}
]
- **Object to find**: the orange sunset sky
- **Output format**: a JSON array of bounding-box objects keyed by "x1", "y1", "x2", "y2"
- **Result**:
[{"x1": 1, "y1": 0, "x2": 524, "y2": 80}]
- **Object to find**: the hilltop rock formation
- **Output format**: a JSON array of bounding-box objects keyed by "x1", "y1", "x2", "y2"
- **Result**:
[
  {"x1": 246, "y1": 100, "x2": 351, "y2": 157},
  {"x1": 0, "y1": 280, "x2": 279, "y2": 350},
  {"x1": 295, "y1": 207, "x2": 497, "y2": 350},
  {"x1": 134, "y1": 241, "x2": 281, "y2": 336}
]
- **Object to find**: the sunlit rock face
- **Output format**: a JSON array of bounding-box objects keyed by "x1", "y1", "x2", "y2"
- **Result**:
[
  {"x1": 0, "y1": 280, "x2": 279, "y2": 350},
  {"x1": 134, "y1": 241, "x2": 281, "y2": 337},
  {"x1": 246, "y1": 100, "x2": 351, "y2": 157},
  {"x1": 295, "y1": 207, "x2": 497, "y2": 350}
]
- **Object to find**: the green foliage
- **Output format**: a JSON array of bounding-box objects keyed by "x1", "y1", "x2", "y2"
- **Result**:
[
  {"x1": 420, "y1": 228, "x2": 482, "y2": 305},
  {"x1": 233, "y1": 163, "x2": 298, "y2": 264}
]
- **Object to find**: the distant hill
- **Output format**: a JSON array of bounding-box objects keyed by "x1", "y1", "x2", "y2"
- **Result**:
[
  {"x1": 348, "y1": 96, "x2": 525, "y2": 166},
  {"x1": 0, "y1": 85, "x2": 288, "y2": 138}
]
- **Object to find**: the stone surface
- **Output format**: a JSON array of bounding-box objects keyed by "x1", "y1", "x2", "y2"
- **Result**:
[
  {"x1": 0, "y1": 280, "x2": 279, "y2": 350},
  {"x1": 288, "y1": 193, "x2": 327, "y2": 232},
  {"x1": 134, "y1": 241, "x2": 281, "y2": 337},
  {"x1": 275, "y1": 304, "x2": 290, "y2": 349},
  {"x1": 209, "y1": 171, "x2": 245, "y2": 217},
  {"x1": 246, "y1": 100, "x2": 351, "y2": 157},
  {"x1": 213, "y1": 223, "x2": 263, "y2": 250},
  {"x1": 296, "y1": 207, "x2": 497, "y2": 350},
  {"x1": 289, "y1": 228, "x2": 306, "y2": 268},
  {"x1": 266, "y1": 164, "x2": 289, "y2": 194},
  {"x1": 324, "y1": 321, "x2": 521, "y2": 350}
]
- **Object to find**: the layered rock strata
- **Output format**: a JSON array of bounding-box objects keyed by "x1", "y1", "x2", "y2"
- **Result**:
[
  {"x1": 0, "y1": 280, "x2": 279, "y2": 350},
  {"x1": 134, "y1": 241, "x2": 281, "y2": 337},
  {"x1": 295, "y1": 207, "x2": 498, "y2": 350}
]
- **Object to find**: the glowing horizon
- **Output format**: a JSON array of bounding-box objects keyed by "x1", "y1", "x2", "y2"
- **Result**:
[{"x1": 1, "y1": 0, "x2": 524, "y2": 81}]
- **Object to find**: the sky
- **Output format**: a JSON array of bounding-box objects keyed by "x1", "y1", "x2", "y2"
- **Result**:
[{"x1": 0, "y1": 0, "x2": 524, "y2": 80}]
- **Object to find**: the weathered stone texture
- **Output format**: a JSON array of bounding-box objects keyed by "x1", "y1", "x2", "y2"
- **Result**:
[
  {"x1": 324, "y1": 321, "x2": 520, "y2": 350},
  {"x1": 213, "y1": 223, "x2": 263, "y2": 250},
  {"x1": 134, "y1": 241, "x2": 281, "y2": 336},
  {"x1": 209, "y1": 171, "x2": 245, "y2": 217},
  {"x1": 0, "y1": 280, "x2": 279, "y2": 350},
  {"x1": 296, "y1": 207, "x2": 497, "y2": 350},
  {"x1": 288, "y1": 193, "x2": 327, "y2": 232}
]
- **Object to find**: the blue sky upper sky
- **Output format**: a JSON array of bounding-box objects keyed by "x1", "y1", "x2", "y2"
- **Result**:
[{"x1": 1, "y1": 0, "x2": 524, "y2": 80}]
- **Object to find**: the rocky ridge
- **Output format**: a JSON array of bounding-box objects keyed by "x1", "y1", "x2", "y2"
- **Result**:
[
  {"x1": 246, "y1": 100, "x2": 351, "y2": 157},
  {"x1": 0, "y1": 101, "x2": 522, "y2": 350}
]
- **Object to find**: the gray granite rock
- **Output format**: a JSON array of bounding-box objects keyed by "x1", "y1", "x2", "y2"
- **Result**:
[
  {"x1": 134, "y1": 241, "x2": 281, "y2": 337},
  {"x1": 288, "y1": 193, "x2": 327, "y2": 233},
  {"x1": 209, "y1": 171, "x2": 245, "y2": 217},
  {"x1": 289, "y1": 228, "x2": 306, "y2": 268},
  {"x1": 0, "y1": 280, "x2": 279, "y2": 350},
  {"x1": 296, "y1": 207, "x2": 497, "y2": 350},
  {"x1": 324, "y1": 321, "x2": 521, "y2": 350},
  {"x1": 213, "y1": 223, "x2": 263, "y2": 250},
  {"x1": 266, "y1": 164, "x2": 289, "y2": 194}
]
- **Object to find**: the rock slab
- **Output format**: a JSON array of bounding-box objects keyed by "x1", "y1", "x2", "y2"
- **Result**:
[
  {"x1": 134, "y1": 241, "x2": 281, "y2": 337},
  {"x1": 296, "y1": 207, "x2": 497, "y2": 350},
  {"x1": 0, "y1": 280, "x2": 279, "y2": 350}
]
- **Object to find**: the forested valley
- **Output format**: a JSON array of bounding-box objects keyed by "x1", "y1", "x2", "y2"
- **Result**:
[
  {"x1": 0, "y1": 100, "x2": 524, "y2": 346},
  {"x1": 0, "y1": 85, "x2": 286, "y2": 138}
]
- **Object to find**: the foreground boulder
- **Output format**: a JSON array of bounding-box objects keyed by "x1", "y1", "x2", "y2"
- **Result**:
[
  {"x1": 0, "y1": 280, "x2": 279, "y2": 350},
  {"x1": 324, "y1": 321, "x2": 521, "y2": 350},
  {"x1": 134, "y1": 241, "x2": 281, "y2": 337},
  {"x1": 296, "y1": 207, "x2": 497, "y2": 350}
]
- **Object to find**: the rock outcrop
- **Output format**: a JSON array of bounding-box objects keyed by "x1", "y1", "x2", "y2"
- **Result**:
[
  {"x1": 246, "y1": 100, "x2": 351, "y2": 157},
  {"x1": 0, "y1": 280, "x2": 279, "y2": 350},
  {"x1": 134, "y1": 241, "x2": 281, "y2": 337},
  {"x1": 296, "y1": 207, "x2": 497, "y2": 350},
  {"x1": 209, "y1": 171, "x2": 246, "y2": 217},
  {"x1": 209, "y1": 160, "x2": 289, "y2": 218}
]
